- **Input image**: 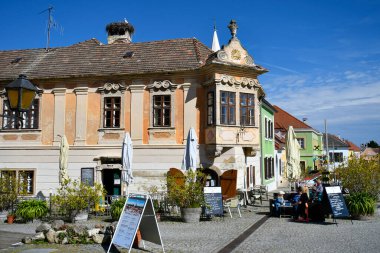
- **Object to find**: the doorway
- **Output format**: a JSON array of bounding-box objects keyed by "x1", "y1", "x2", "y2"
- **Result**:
[{"x1": 102, "y1": 169, "x2": 121, "y2": 196}]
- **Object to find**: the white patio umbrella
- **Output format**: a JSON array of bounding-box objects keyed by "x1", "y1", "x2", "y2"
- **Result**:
[
  {"x1": 59, "y1": 135, "x2": 69, "y2": 185},
  {"x1": 121, "y1": 132, "x2": 133, "y2": 196},
  {"x1": 285, "y1": 126, "x2": 301, "y2": 181},
  {"x1": 181, "y1": 127, "x2": 198, "y2": 172}
]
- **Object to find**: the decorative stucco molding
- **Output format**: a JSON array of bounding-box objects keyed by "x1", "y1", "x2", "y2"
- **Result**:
[
  {"x1": 212, "y1": 74, "x2": 260, "y2": 89},
  {"x1": 147, "y1": 80, "x2": 178, "y2": 92},
  {"x1": 98, "y1": 82, "x2": 126, "y2": 94}
]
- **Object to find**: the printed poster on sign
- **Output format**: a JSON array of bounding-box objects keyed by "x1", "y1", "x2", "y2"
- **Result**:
[{"x1": 112, "y1": 197, "x2": 146, "y2": 249}]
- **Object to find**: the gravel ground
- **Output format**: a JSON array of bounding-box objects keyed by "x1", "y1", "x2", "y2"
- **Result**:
[{"x1": 1, "y1": 200, "x2": 379, "y2": 253}]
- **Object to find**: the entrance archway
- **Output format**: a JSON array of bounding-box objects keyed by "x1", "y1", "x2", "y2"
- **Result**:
[{"x1": 202, "y1": 168, "x2": 219, "y2": 187}]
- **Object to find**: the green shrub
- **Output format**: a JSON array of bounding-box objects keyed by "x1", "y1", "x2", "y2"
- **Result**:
[
  {"x1": 16, "y1": 199, "x2": 48, "y2": 222},
  {"x1": 345, "y1": 192, "x2": 376, "y2": 217},
  {"x1": 166, "y1": 170, "x2": 206, "y2": 208},
  {"x1": 335, "y1": 155, "x2": 380, "y2": 198},
  {"x1": 51, "y1": 179, "x2": 105, "y2": 218},
  {"x1": 110, "y1": 197, "x2": 126, "y2": 220}
]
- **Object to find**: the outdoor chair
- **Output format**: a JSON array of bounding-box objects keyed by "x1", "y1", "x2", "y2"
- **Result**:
[
  {"x1": 250, "y1": 185, "x2": 268, "y2": 205},
  {"x1": 224, "y1": 197, "x2": 241, "y2": 218}
]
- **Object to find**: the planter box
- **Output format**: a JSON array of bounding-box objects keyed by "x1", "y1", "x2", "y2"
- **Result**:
[{"x1": 180, "y1": 207, "x2": 201, "y2": 223}]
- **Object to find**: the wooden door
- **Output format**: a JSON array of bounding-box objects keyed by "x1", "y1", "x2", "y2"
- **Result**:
[
  {"x1": 220, "y1": 169, "x2": 237, "y2": 200},
  {"x1": 167, "y1": 168, "x2": 185, "y2": 186}
]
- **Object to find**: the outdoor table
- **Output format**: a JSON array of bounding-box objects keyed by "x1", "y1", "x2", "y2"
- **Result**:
[{"x1": 279, "y1": 200, "x2": 293, "y2": 219}]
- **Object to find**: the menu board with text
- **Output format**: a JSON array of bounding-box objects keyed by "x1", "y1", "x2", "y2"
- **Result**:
[
  {"x1": 325, "y1": 186, "x2": 350, "y2": 218},
  {"x1": 204, "y1": 187, "x2": 223, "y2": 216}
]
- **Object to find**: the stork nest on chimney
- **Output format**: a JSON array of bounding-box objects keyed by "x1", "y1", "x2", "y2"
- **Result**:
[{"x1": 106, "y1": 22, "x2": 135, "y2": 36}]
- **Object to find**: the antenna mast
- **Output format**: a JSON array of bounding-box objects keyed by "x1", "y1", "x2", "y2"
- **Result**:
[
  {"x1": 46, "y1": 6, "x2": 53, "y2": 51},
  {"x1": 39, "y1": 6, "x2": 54, "y2": 51}
]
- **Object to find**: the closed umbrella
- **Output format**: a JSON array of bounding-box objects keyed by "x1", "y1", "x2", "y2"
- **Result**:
[
  {"x1": 59, "y1": 135, "x2": 69, "y2": 185},
  {"x1": 182, "y1": 127, "x2": 198, "y2": 172},
  {"x1": 285, "y1": 126, "x2": 301, "y2": 183},
  {"x1": 121, "y1": 132, "x2": 133, "y2": 196}
]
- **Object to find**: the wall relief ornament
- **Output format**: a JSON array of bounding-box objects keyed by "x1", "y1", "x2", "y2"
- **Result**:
[
  {"x1": 218, "y1": 75, "x2": 259, "y2": 89},
  {"x1": 99, "y1": 82, "x2": 126, "y2": 94},
  {"x1": 217, "y1": 50, "x2": 228, "y2": 61},
  {"x1": 147, "y1": 80, "x2": 178, "y2": 91}
]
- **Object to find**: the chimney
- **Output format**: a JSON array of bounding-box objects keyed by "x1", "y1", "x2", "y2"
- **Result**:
[{"x1": 106, "y1": 20, "x2": 134, "y2": 44}]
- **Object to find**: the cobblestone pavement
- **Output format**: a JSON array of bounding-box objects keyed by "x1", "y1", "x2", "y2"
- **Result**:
[{"x1": 1, "y1": 198, "x2": 379, "y2": 253}]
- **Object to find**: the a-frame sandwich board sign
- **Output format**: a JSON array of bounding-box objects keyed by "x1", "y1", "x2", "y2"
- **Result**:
[{"x1": 107, "y1": 194, "x2": 165, "y2": 253}]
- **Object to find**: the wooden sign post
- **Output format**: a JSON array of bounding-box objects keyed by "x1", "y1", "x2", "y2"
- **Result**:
[{"x1": 107, "y1": 194, "x2": 165, "y2": 253}]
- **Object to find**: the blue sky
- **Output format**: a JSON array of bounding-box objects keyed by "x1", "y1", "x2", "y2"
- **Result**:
[{"x1": 1, "y1": 0, "x2": 379, "y2": 146}]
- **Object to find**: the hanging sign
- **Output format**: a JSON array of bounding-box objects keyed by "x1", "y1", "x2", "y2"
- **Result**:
[{"x1": 108, "y1": 194, "x2": 165, "y2": 253}]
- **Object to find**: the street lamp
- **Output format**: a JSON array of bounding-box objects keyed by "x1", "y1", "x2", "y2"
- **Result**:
[
  {"x1": 1, "y1": 75, "x2": 38, "y2": 129},
  {"x1": 5, "y1": 74, "x2": 38, "y2": 112}
]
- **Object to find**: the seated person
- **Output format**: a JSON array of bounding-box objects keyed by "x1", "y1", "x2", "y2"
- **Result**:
[
  {"x1": 291, "y1": 188, "x2": 302, "y2": 220},
  {"x1": 273, "y1": 191, "x2": 285, "y2": 216}
]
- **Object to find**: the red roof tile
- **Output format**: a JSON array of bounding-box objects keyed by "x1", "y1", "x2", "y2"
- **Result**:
[
  {"x1": 344, "y1": 140, "x2": 360, "y2": 152},
  {"x1": 273, "y1": 105, "x2": 313, "y2": 131}
]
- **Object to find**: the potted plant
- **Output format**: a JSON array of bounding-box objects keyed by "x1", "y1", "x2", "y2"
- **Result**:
[
  {"x1": 166, "y1": 170, "x2": 206, "y2": 223},
  {"x1": 15, "y1": 199, "x2": 49, "y2": 222},
  {"x1": 7, "y1": 211, "x2": 16, "y2": 224},
  {"x1": 51, "y1": 179, "x2": 105, "y2": 222},
  {"x1": 345, "y1": 192, "x2": 376, "y2": 219},
  {"x1": 0, "y1": 173, "x2": 22, "y2": 224}
]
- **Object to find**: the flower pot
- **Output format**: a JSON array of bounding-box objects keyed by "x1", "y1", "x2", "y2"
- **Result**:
[
  {"x1": 7, "y1": 215, "x2": 15, "y2": 224},
  {"x1": 180, "y1": 207, "x2": 201, "y2": 223}
]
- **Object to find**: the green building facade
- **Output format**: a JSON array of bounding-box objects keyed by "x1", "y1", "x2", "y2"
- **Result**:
[
  {"x1": 294, "y1": 129, "x2": 324, "y2": 174},
  {"x1": 260, "y1": 99, "x2": 276, "y2": 191}
]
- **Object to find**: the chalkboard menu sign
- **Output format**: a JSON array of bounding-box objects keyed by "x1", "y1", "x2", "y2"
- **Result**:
[
  {"x1": 81, "y1": 168, "x2": 94, "y2": 186},
  {"x1": 325, "y1": 186, "x2": 350, "y2": 218},
  {"x1": 204, "y1": 187, "x2": 223, "y2": 216}
]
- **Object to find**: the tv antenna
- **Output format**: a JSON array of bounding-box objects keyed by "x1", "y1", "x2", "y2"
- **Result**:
[{"x1": 39, "y1": 5, "x2": 61, "y2": 51}]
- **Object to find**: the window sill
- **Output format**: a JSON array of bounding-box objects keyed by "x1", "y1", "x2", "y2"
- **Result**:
[
  {"x1": 98, "y1": 128, "x2": 125, "y2": 144},
  {"x1": 0, "y1": 129, "x2": 41, "y2": 133},
  {"x1": 148, "y1": 127, "x2": 176, "y2": 144}
]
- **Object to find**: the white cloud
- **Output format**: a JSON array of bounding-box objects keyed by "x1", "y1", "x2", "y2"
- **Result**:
[{"x1": 262, "y1": 68, "x2": 380, "y2": 145}]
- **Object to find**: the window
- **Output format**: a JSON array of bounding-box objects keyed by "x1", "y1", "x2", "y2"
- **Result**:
[
  {"x1": 0, "y1": 169, "x2": 35, "y2": 195},
  {"x1": 207, "y1": 92, "x2": 215, "y2": 125},
  {"x1": 240, "y1": 93, "x2": 255, "y2": 126},
  {"x1": 330, "y1": 152, "x2": 343, "y2": 163},
  {"x1": 220, "y1": 91, "x2": 236, "y2": 125},
  {"x1": 103, "y1": 97, "x2": 121, "y2": 128},
  {"x1": 264, "y1": 157, "x2": 274, "y2": 180},
  {"x1": 153, "y1": 95, "x2": 171, "y2": 127},
  {"x1": 265, "y1": 118, "x2": 274, "y2": 139},
  {"x1": 300, "y1": 161, "x2": 306, "y2": 174},
  {"x1": 297, "y1": 138, "x2": 305, "y2": 149},
  {"x1": 81, "y1": 168, "x2": 94, "y2": 186},
  {"x1": 2, "y1": 99, "x2": 39, "y2": 130}
]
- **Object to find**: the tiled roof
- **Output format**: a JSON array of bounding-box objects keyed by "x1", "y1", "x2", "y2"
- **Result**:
[
  {"x1": 344, "y1": 140, "x2": 360, "y2": 152},
  {"x1": 273, "y1": 105, "x2": 313, "y2": 131},
  {"x1": 0, "y1": 38, "x2": 213, "y2": 81},
  {"x1": 323, "y1": 134, "x2": 349, "y2": 148},
  {"x1": 361, "y1": 147, "x2": 380, "y2": 156}
]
